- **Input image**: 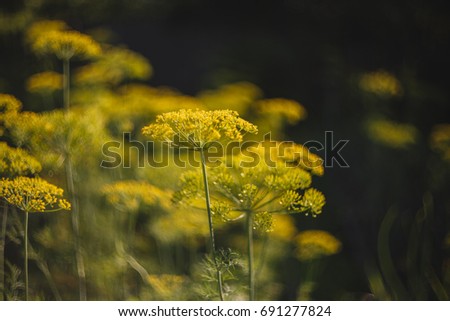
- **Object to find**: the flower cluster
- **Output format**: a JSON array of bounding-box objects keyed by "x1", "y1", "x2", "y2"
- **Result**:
[
  {"x1": 359, "y1": 70, "x2": 402, "y2": 97},
  {"x1": 32, "y1": 29, "x2": 101, "y2": 60},
  {"x1": 256, "y1": 98, "x2": 307, "y2": 125},
  {"x1": 101, "y1": 180, "x2": 168, "y2": 212},
  {"x1": 430, "y1": 124, "x2": 450, "y2": 162},
  {"x1": 173, "y1": 148, "x2": 325, "y2": 231},
  {"x1": 0, "y1": 176, "x2": 70, "y2": 213},
  {"x1": 74, "y1": 46, "x2": 152, "y2": 86},
  {"x1": 142, "y1": 109, "x2": 258, "y2": 149},
  {"x1": 0, "y1": 142, "x2": 42, "y2": 177},
  {"x1": 198, "y1": 82, "x2": 262, "y2": 113},
  {"x1": 295, "y1": 230, "x2": 341, "y2": 261},
  {"x1": 367, "y1": 118, "x2": 418, "y2": 149},
  {"x1": 26, "y1": 71, "x2": 63, "y2": 94}
]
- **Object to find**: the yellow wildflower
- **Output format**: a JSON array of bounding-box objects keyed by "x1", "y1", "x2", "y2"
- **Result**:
[
  {"x1": 367, "y1": 118, "x2": 418, "y2": 149},
  {"x1": 0, "y1": 142, "x2": 42, "y2": 177},
  {"x1": 146, "y1": 274, "x2": 187, "y2": 300},
  {"x1": 142, "y1": 109, "x2": 258, "y2": 149},
  {"x1": 32, "y1": 30, "x2": 101, "y2": 60},
  {"x1": 198, "y1": 82, "x2": 262, "y2": 113},
  {"x1": 256, "y1": 98, "x2": 307, "y2": 124},
  {"x1": 26, "y1": 20, "x2": 68, "y2": 44},
  {"x1": 271, "y1": 214, "x2": 297, "y2": 242},
  {"x1": 0, "y1": 176, "x2": 70, "y2": 213},
  {"x1": 0, "y1": 93, "x2": 22, "y2": 114},
  {"x1": 359, "y1": 70, "x2": 402, "y2": 97},
  {"x1": 74, "y1": 46, "x2": 152, "y2": 85},
  {"x1": 101, "y1": 180, "x2": 168, "y2": 212},
  {"x1": 430, "y1": 124, "x2": 450, "y2": 162},
  {"x1": 26, "y1": 71, "x2": 63, "y2": 94},
  {"x1": 296, "y1": 230, "x2": 341, "y2": 261}
]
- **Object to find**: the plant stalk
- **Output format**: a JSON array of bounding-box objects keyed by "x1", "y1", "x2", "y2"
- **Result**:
[
  {"x1": 1, "y1": 203, "x2": 7, "y2": 301},
  {"x1": 246, "y1": 211, "x2": 255, "y2": 300},
  {"x1": 199, "y1": 149, "x2": 224, "y2": 301},
  {"x1": 63, "y1": 57, "x2": 87, "y2": 301},
  {"x1": 24, "y1": 211, "x2": 29, "y2": 301}
]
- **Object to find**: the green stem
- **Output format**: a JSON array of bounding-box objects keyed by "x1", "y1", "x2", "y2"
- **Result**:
[
  {"x1": 63, "y1": 58, "x2": 70, "y2": 111},
  {"x1": 246, "y1": 211, "x2": 255, "y2": 300},
  {"x1": 199, "y1": 149, "x2": 224, "y2": 301},
  {"x1": 24, "y1": 211, "x2": 29, "y2": 301},
  {"x1": 63, "y1": 57, "x2": 87, "y2": 301},
  {"x1": 1, "y1": 203, "x2": 7, "y2": 301}
]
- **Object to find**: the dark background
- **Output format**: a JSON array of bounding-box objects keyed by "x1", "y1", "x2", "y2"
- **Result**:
[{"x1": 1, "y1": 0, "x2": 449, "y2": 299}]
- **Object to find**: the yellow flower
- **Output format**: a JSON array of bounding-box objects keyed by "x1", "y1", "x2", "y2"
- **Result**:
[
  {"x1": 0, "y1": 93, "x2": 22, "y2": 114},
  {"x1": 296, "y1": 230, "x2": 341, "y2": 261},
  {"x1": 367, "y1": 118, "x2": 418, "y2": 149},
  {"x1": 271, "y1": 214, "x2": 297, "y2": 242},
  {"x1": 430, "y1": 124, "x2": 450, "y2": 162},
  {"x1": 74, "y1": 46, "x2": 152, "y2": 85},
  {"x1": 0, "y1": 142, "x2": 42, "y2": 177},
  {"x1": 101, "y1": 180, "x2": 168, "y2": 212},
  {"x1": 26, "y1": 71, "x2": 63, "y2": 94},
  {"x1": 32, "y1": 30, "x2": 101, "y2": 60},
  {"x1": 142, "y1": 109, "x2": 258, "y2": 149},
  {"x1": 0, "y1": 176, "x2": 70, "y2": 213},
  {"x1": 359, "y1": 70, "x2": 402, "y2": 97},
  {"x1": 146, "y1": 274, "x2": 187, "y2": 300},
  {"x1": 198, "y1": 82, "x2": 262, "y2": 113},
  {"x1": 256, "y1": 98, "x2": 307, "y2": 124},
  {"x1": 26, "y1": 20, "x2": 68, "y2": 44}
]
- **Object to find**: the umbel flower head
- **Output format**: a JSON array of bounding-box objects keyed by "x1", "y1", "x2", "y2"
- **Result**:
[
  {"x1": 142, "y1": 109, "x2": 258, "y2": 149},
  {"x1": 32, "y1": 30, "x2": 101, "y2": 60},
  {"x1": 26, "y1": 71, "x2": 63, "y2": 94},
  {"x1": 101, "y1": 180, "x2": 169, "y2": 213},
  {"x1": 0, "y1": 142, "x2": 42, "y2": 177},
  {"x1": 359, "y1": 70, "x2": 402, "y2": 97},
  {"x1": 295, "y1": 230, "x2": 342, "y2": 261},
  {"x1": 173, "y1": 149, "x2": 326, "y2": 232},
  {"x1": 0, "y1": 176, "x2": 71, "y2": 213},
  {"x1": 255, "y1": 98, "x2": 307, "y2": 125}
]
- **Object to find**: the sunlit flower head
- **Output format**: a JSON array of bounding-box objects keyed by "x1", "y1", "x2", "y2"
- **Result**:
[
  {"x1": 26, "y1": 20, "x2": 68, "y2": 44},
  {"x1": 32, "y1": 30, "x2": 101, "y2": 60},
  {"x1": 198, "y1": 82, "x2": 262, "y2": 113},
  {"x1": 0, "y1": 176, "x2": 70, "y2": 213},
  {"x1": 271, "y1": 214, "x2": 297, "y2": 242},
  {"x1": 26, "y1": 71, "x2": 63, "y2": 94},
  {"x1": 0, "y1": 142, "x2": 42, "y2": 177},
  {"x1": 255, "y1": 98, "x2": 307, "y2": 124},
  {"x1": 142, "y1": 109, "x2": 258, "y2": 149},
  {"x1": 0, "y1": 93, "x2": 22, "y2": 114},
  {"x1": 367, "y1": 118, "x2": 418, "y2": 149},
  {"x1": 296, "y1": 230, "x2": 341, "y2": 261},
  {"x1": 359, "y1": 70, "x2": 402, "y2": 97},
  {"x1": 74, "y1": 46, "x2": 152, "y2": 86},
  {"x1": 101, "y1": 180, "x2": 168, "y2": 212},
  {"x1": 146, "y1": 274, "x2": 187, "y2": 300}
]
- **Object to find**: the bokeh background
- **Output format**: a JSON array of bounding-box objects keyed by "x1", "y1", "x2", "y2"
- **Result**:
[{"x1": 1, "y1": 0, "x2": 449, "y2": 300}]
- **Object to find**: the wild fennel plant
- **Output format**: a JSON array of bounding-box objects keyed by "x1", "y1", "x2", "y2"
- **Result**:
[
  {"x1": 0, "y1": 177, "x2": 70, "y2": 300},
  {"x1": 143, "y1": 109, "x2": 257, "y2": 300}
]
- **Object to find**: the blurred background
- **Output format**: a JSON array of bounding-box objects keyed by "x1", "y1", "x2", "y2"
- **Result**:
[{"x1": 1, "y1": 0, "x2": 449, "y2": 300}]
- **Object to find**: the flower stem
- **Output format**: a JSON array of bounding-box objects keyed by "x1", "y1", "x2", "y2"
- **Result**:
[
  {"x1": 199, "y1": 149, "x2": 224, "y2": 301},
  {"x1": 1, "y1": 203, "x2": 7, "y2": 301},
  {"x1": 246, "y1": 211, "x2": 255, "y2": 301},
  {"x1": 63, "y1": 57, "x2": 87, "y2": 301},
  {"x1": 24, "y1": 211, "x2": 29, "y2": 301}
]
